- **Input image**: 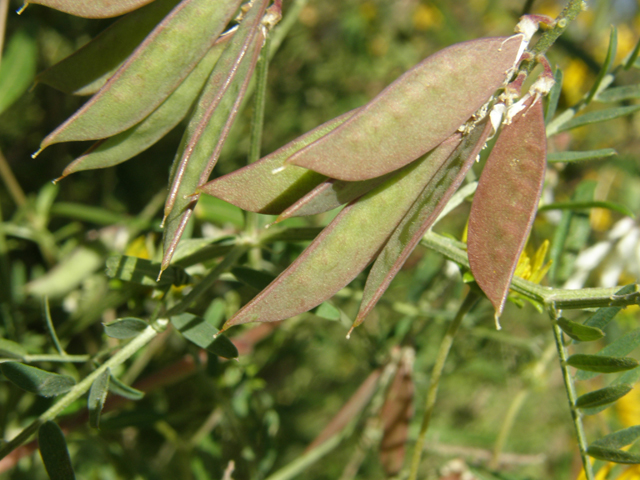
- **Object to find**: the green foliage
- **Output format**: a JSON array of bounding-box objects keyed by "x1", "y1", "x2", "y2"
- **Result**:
[{"x1": 2, "y1": 1, "x2": 640, "y2": 479}]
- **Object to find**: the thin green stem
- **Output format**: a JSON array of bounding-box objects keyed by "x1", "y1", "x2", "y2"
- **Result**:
[
  {"x1": 0, "y1": 320, "x2": 166, "y2": 460},
  {"x1": 246, "y1": 35, "x2": 271, "y2": 268},
  {"x1": 490, "y1": 389, "x2": 528, "y2": 469},
  {"x1": 0, "y1": 354, "x2": 90, "y2": 364},
  {"x1": 549, "y1": 308, "x2": 594, "y2": 480},
  {"x1": 408, "y1": 291, "x2": 479, "y2": 480},
  {"x1": 0, "y1": 149, "x2": 27, "y2": 208}
]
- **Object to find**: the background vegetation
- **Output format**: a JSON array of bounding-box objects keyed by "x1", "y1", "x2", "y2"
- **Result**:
[{"x1": 2, "y1": 0, "x2": 640, "y2": 479}]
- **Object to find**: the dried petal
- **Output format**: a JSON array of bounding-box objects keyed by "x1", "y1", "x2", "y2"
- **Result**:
[{"x1": 198, "y1": 109, "x2": 358, "y2": 214}]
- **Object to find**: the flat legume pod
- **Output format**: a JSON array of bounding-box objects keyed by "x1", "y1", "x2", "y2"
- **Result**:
[
  {"x1": 221, "y1": 137, "x2": 462, "y2": 330},
  {"x1": 287, "y1": 35, "x2": 524, "y2": 181},
  {"x1": 467, "y1": 96, "x2": 546, "y2": 321},
  {"x1": 161, "y1": 0, "x2": 267, "y2": 272},
  {"x1": 39, "y1": 0, "x2": 242, "y2": 149},
  {"x1": 354, "y1": 120, "x2": 493, "y2": 329},
  {"x1": 198, "y1": 110, "x2": 358, "y2": 214},
  {"x1": 60, "y1": 33, "x2": 232, "y2": 178},
  {"x1": 24, "y1": 0, "x2": 155, "y2": 18},
  {"x1": 36, "y1": 0, "x2": 182, "y2": 96}
]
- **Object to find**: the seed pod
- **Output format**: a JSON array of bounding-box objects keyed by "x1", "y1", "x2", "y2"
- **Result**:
[
  {"x1": 161, "y1": 0, "x2": 268, "y2": 273},
  {"x1": 60, "y1": 33, "x2": 232, "y2": 178},
  {"x1": 467, "y1": 96, "x2": 547, "y2": 322},
  {"x1": 276, "y1": 174, "x2": 393, "y2": 221},
  {"x1": 221, "y1": 136, "x2": 462, "y2": 330},
  {"x1": 198, "y1": 110, "x2": 358, "y2": 214},
  {"x1": 353, "y1": 120, "x2": 493, "y2": 329},
  {"x1": 286, "y1": 35, "x2": 525, "y2": 181},
  {"x1": 39, "y1": 0, "x2": 242, "y2": 150},
  {"x1": 36, "y1": 0, "x2": 182, "y2": 96},
  {"x1": 24, "y1": 0, "x2": 155, "y2": 18}
]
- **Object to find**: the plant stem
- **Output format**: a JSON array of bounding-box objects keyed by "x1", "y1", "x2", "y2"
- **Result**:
[
  {"x1": 520, "y1": 0, "x2": 586, "y2": 75},
  {"x1": 490, "y1": 389, "x2": 528, "y2": 470},
  {"x1": 0, "y1": 320, "x2": 166, "y2": 460},
  {"x1": 549, "y1": 308, "x2": 594, "y2": 480},
  {"x1": 0, "y1": 149, "x2": 27, "y2": 208},
  {"x1": 408, "y1": 291, "x2": 479, "y2": 480},
  {"x1": 0, "y1": 0, "x2": 9, "y2": 70},
  {"x1": 246, "y1": 35, "x2": 271, "y2": 268}
]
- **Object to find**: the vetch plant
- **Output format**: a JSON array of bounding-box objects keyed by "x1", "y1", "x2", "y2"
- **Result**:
[{"x1": 2, "y1": 0, "x2": 640, "y2": 478}]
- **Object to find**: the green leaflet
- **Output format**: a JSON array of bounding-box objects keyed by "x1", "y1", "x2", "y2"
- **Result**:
[
  {"x1": 288, "y1": 35, "x2": 524, "y2": 181},
  {"x1": 574, "y1": 383, "x2": 632, "y2": 410},
  {"x1": 556, "y1": 317, "x2": 604, "y2": 342},
  {"x1": 222, "y1": 138, "x2": 469, "y2": 329},
  {"x1": 0, "y1": 29, "x2": 38, "y2": 115},
  {"x1": 576, "y1": 328, "x2": 640, "y2": 381},
  {"x1": 161, "y1": 0, "x2": 268, "y2": 272},
  {"x1": 38, "y1": 421, "x2": 75, "y2": 480},
  {"x1": 36, "y1": 0, "x2": 181, "y2": 95},
  {"x1": 546, "y1": 149, "x2": 617, "y2": 163},
  {"x1": 354, "y1": 121, "x2": 493, "y2": 328},
  {"x1": 592, "y1": 426, "x2": 640, "y2": 450},
  {"x1": 587, "y1": 446, "x2": 640, "y2": 465},
  {"x1": 199, "y1": 109, "x2": 358, "y2": 214},
  {"x1": 467, "y1": 97, "x2": 547, "y2": 321},
  {"x1": 597, "y1": 84, "x2": 640, "y2": 103},
  {"x1": 556, "y1": 105, "x2": 640, "y2": 133},
  {"x1": 88, "y1": 369, "x2": 110, "y2": 428},
  {"x1": 103, "y1": 317, "x2": 148, "y2": 339},
  {"x1": 108, "y1": 374, "x2": 144, "y2": 400},
  {"x1": 170, "y1": 313, "x2": 238, "y2": 358},
  {"x1": 39, "y1": 0, "x2": 242, "y2": 149},
  {"x1": 25, "y1": 0, "x2": 154, "y2": 18},
  {"x1": 1, "y1": 362, "x2": 76, "y2": 397},
  {"x1": 61, "y1": 33, "x2": 232, "y2": 177},
  {"x1": 106, "y1": 254, "x2": 192, "y2": 288}
]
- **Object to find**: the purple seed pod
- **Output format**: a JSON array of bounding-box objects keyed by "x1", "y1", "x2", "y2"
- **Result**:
[
  {"x1": 467, "y1": 95, "x2": 547, "y2": 326},
  {"x1": 286, "y1": 35, "x2": 525, "y2": 181}
]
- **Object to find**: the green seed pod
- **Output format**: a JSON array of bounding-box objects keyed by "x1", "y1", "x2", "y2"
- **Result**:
[
  {"x1": 287, "y1": 35, "x2": 525, "y2": 181},
  {"x1": 221, "y1": 136, "x2": 463, "y2": 329},
  {"x1": 198, "y1": 110, "x2": 358, "y2": 214},
  {"x1": 353, "y1": 120, "x2": 494, "y2": 329},
  {"x1": 35, "y1": 0, "x2": 182, "y2": 96},
  {"x1": 38, "y1": 0, "x2": 242, "y2": 150},
  {"x1": 467, "y1": 96, "x2": 547, "y2": 324},
  {"x1": 23, "y1": 0, "x2": 155, "y2": 18}
]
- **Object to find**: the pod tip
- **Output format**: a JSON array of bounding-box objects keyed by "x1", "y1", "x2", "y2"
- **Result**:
[
  {"x1": 16, "y1": 3, "x2": 28, "y2": 15},
  {"x1": 31, "y1": 147, "x2": 43, "y2": 159}
]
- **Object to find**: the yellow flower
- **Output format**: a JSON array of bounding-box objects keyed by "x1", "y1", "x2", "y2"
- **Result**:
[{"x1": 514, "y1": 239, "x2": 552, "y2": 284}]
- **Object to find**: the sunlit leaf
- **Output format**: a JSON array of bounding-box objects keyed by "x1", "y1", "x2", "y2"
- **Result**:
[
  {"x1": 592, "y1": 426, "x2": 640, "y2": 450},
  {"x1": 103, "y1": 318, "x2": 148, "y2": 339},
  {"x1": 38, "y1": 421, "x2": 75, "y2": 480},
  {"x1": 575, "y1": 383, "x2": 632, "y2": 410},
  {"x1": 587, "y1": 445, "x2": 640, "y2": 464},
  {"x1": 468, "y1": 97, "x2": 546, "y2": 321},
  {"x1": 1, "y1": 362, "x2": 76, "y2": 397},
  {"x1": 288, "y1": 35, "x2": 525, "y2": 181},
  {"x1": 577, "y1": 328, "x2": 640, "y2": 380},
  {"x1": 61, "y1": 33, "x2": 232, "y2": 177},
  {"x1": 88, "y1": 369, "x2": 110, "y2": 428},
  {"x1": 171, "y1": 313, "x2": 238, "y2": 359},
  {"x1": 556, "y1": 105, "x2": 640, "y2": 133},
  {"x1": 566, "y1": 354, "x2": 638, "y2": 374}
]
